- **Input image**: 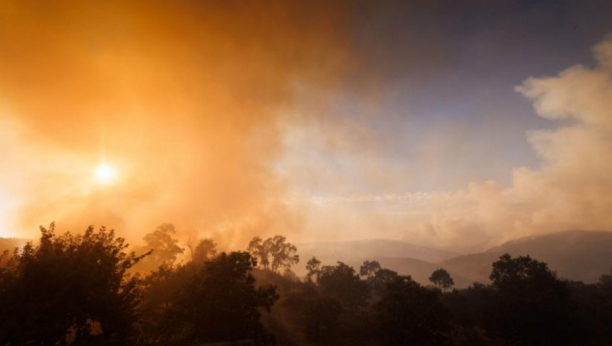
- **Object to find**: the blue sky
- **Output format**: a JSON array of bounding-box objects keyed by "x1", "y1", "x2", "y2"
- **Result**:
[{"x1": 280, "y1": 0, "x2": 612, "y2": 194}]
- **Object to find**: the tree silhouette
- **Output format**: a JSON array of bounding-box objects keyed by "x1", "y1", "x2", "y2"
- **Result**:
[
  {"x1": 599, "y1": 269, "x2": 612, "y2": 287},
  {"x1": 142, "y1": 223, "x2": 184, "y2": 268},
  {"x1": 375, "y1": 275, "x2": 451, "y2": 346},
  {"x1": 283, "y1": 286, "x2": 343, "y2": 343},
  {"x1": 368, "y1": 268, "x2": 400, "y2": 299},
  {"x1": 0, "y1": 223, "x2": 147, "y2": 345},
  {"x1": 317, "y1": 261, "x2": 370, "y2": 309},
  {"x1": 138, "y1": 264, "x2": 197, "y2": 344},
  {"x1": 167, "y1": 252, "x2": 279, "y2": 345},
  {"x1": 360, "y1": 260, "x2": 381, "y2": 279},
  {"x1": 248, "y1": 235, "x2": 299, "y2": 272},
  {"x1": 191, "y1": 238, "x2": 217, "y2": 265},
  {"x1": 487, "y1": 254, "x2": 579, "y2": 346},
  {"x1": 429, "y1": 268, "x2": 454, "y2": 291},
  {"x1": 306, "y1": 256, "x2": 321, "y2": 282}
]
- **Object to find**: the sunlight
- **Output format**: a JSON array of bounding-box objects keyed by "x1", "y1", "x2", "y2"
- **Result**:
[{"x1": 94, "y1": 163, "x2": 117, "y2": 184}]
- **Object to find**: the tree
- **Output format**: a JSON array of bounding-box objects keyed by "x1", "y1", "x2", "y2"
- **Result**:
[
  {"x1": 247, "y1": 235, "x2": 299, "y2": 272},
  {"x1": 142, "y1": 223, "x2": 184, "y2": 268},
  {"x1": 490, "y1": 253, "x2": 558, "y2": 289},
  {"x1": 191, "y1": 238, "x2": 217, "y2": 265},
  {"x1": 305, "y1": 256, "x2": 321, "y2": 282},
  {"x1": 248, "y1": 236, "x2": 269, "y2": 269},
  {"x1": 283, "y1": 285, "x2": 343, "y2": 343},
  {"x1": 166, "y1": 252, "x2": 279, "y2": 345},
  {"x1": 375, "y1": 275, "x2": 451, "y2": 346},
  {"x1": 486, "y1": 254, "x2": 579, "y2": 346},
  {"x1": 137, "y1": 264, "x2": 198, "y2": 344},
  {"x1": 360, "y1": 260, "x2": 381, "y2": 279},
  {"x1": 0, "y1": 223, "x2": 147, "y2": 345},
  {"x1": 599, "y1": 268, "x2": 612, "y2": 287},
  {"x1": 317, "y1": 261, "x2": 370, "y2": 309},
  {"x1": 368, "y1": 268, "x2": 400, "y2": 299},
  {"x1": 429, "y1": 268, "x2": 454, "y2": 291}
]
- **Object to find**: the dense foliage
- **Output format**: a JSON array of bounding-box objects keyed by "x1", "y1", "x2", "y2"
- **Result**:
[
  {"x1": 0, "y1": 224, "x2": 145, "y2": 345},
  {"x1": 2, "y1": 226, "x2": 612, "y2": 346},
  {"x1": 248, "y1": 235, "x2": 299, "y2": 272}
]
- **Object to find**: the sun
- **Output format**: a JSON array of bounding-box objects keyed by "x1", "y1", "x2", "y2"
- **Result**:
[{"x1": 94, "y1": 163, "x2": 117, "y2": 184}]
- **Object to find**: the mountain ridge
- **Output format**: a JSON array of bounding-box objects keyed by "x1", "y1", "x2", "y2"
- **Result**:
[{"x1": 296, "y1": 230, "x2": 612, "y2": 287}]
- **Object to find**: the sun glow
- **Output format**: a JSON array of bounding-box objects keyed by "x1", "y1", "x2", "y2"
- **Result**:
[{"x1": 94, "y1": 163, "x2": 117, "y2": 184}]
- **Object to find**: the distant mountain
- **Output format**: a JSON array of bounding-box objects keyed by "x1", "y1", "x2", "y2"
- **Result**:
[
  {"x1": 298, "y1": 239, "x2": 456, "y2": 264},
  {"x1": 294, "y1": 231, "x2": 612, "y2": 288},
  {"x1": 442, "y1": 230, "x2": 612, "y2": 285},
  {"x1": 366, "y1": 256, "x2": 472, "y2": 288},
  {"x1": 440, "y1": 252, "x2": 501, "y2": 285},
  {"x1": 294, "y1": 239, "x2": 458, "y2": 282}
]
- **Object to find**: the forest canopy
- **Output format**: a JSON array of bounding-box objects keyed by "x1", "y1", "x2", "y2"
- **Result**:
[{"x1": 0, "y1": 225, "x2": 611, "y2": 346}]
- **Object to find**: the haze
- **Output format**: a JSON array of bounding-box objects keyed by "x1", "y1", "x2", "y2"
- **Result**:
[{"x1": 1, "y1": 0, "x2": 612, "y2": 253}]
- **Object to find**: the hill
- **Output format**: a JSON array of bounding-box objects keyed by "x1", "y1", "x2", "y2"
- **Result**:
[
  {"x1": 442, "y1": 230, "x2": 612, "y2": 285},
  {"x1": 298, "y1": 239, "x2": 457, "y2": 264},
  {"x1": 366, "y1": 256, "x2": 472, "y2": 287},
  {"x1": 295, "y1": 239, "x2": 459, "y2": 285}
]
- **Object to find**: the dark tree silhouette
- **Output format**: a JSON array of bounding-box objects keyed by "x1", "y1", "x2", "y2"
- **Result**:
[
  {"x1": 138, "y1": 264, "x2": 197, "y2": 344},
  {"x1": 191, "y1": 238, "x2": 217, "y2": 265},
  {"x1": 284, "y1": 288, "x2": 343, "y2": 343},
  {"x1": 375, "y1": 275, "x2": 451, "y2": 346},
  {"x1": 359, "y1": 260, "x2": 381, "y2": 279},
  {"x1": 317, "y1": 261, "x2": 370, "y2": 309},
  {"x1": 305, "y1": 256, "x2": 321, "y2": 281},
  {"x1": 141, "y1": 223, "x2": 184, "y2": 269},
  {"x1": 0, "y1": 223, "x2": 147, "y2": 345},
  {"x1": 599, "y1": 269, "x2": 612, "y2": 287},
  {"x1": 167, "y1": 252, "x2": 279, "y2": 345},
  {"x1": 368, "y1": 268, "x2": 400, "y2": 299},
  {"x1": 247, "y1": 235, "x2": 299, "y2": 272},
  {"x1": 429, "y1": 268, "x2": 454, "y2": 291},
  {"x1": 486, "y1": 254, "x2": 580, "y2": 346}
]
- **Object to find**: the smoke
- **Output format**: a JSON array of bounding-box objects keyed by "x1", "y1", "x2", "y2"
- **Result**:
[
  {"x1": 286, "y1": 38, "x2": 612, "y2": 252},
  {"x1": 429, "y1": 38, "x2": 612, "y2": 250},
  {"x1": 2, "y1": 2, "x2": 612, "y2": 253},
  {"x1": 0, "y1": 0, "x2": 359, "y2": 247}
]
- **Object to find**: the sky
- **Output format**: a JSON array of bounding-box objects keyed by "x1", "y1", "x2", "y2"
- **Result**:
[{"x1": 1, "y1": 0, "x2": 612, "y2": 252}]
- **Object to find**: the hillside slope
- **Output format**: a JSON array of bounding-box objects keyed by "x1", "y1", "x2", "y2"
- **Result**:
[
  {"x1": 295, "y1": 239, "x2": 460, "y2": 286},
  {"x1": 442, "y1": 230, "x2": 612, "y2": 285},
  {"x1": 298, "y1": 239, "x2": 457, "y2": 264}
]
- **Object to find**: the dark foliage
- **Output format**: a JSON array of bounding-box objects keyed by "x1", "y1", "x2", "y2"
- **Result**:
[
  {"x1": 248, "y1": 235, "x2": 299, "y2": 272},
  {"x1": 375, "y1": 275, "x2": 451, "y2": 346},
  {"x1": 137, "y1": 224, "x2": 184, "y2": 271},
  {"x1": 359, "y1": 260, "x2": 381, "y2": 279},
  {"x1": 305, "y1": 256, "x2": 321, "y2": 282},
  {"x1": 317, "y1": 261, "x2": 370, "y2": 309},
  {"x1": 284, "y1": 288, "x2": 343, "y2": 343},
  {"x1": 163, "y1": 252, "x2": 279, "y2": 346},
  {"x1": 485, "y1": 254, "x2": 581, "y2": 346},
  {"x1": 0, "y1": 223, "x2": 146, "y2": 345},
  {"x1": 4, "y1": 226, "x2": 612, "y2": 346},
  {"x1": 429, "y1": 268, "x2": 454, "y2": 291},
  {"x1": 191, "y1": 238, "x2": 217, "y2": 265},
  {"x1": 366, "y1": 268, "x2": 400, "y2": 300}
]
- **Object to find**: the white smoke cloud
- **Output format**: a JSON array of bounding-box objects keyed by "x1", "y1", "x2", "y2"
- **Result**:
[{"x1": 291, "y1": 38, "x2": 612, "y2": 252}]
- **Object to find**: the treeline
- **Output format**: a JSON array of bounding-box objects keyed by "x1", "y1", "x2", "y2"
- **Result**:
[{"x1": 1, "y1": 224, "x2": 612, "y2": 345}]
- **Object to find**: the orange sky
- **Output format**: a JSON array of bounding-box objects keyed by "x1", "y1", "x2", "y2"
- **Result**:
[
  {"x1": 1, "y1": 1, "x2": 612, "y2": 252},
  {"x1": 0, "y1": 1, "x2": 361, "y2": 247}
]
